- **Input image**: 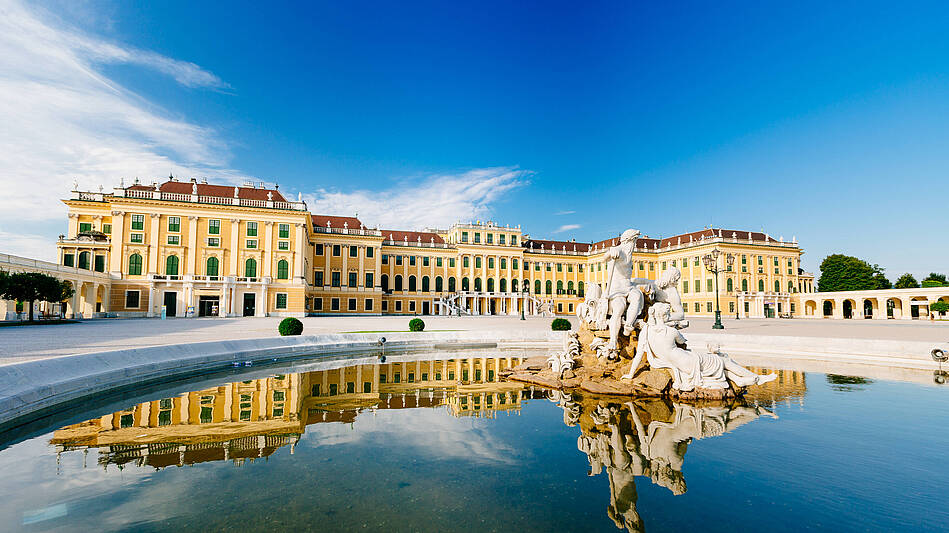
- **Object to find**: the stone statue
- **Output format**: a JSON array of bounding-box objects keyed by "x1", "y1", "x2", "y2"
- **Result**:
[
  {"x1": 602, "y1": 229, "x2": 647, "y2": 355},
  {"x1": 626, "y1": 303, "x2": 776, "y2": 391}
]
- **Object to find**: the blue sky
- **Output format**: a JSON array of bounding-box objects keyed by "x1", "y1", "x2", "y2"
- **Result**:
[{"x1": 2, "y1": 0, "x2": 948, "y2": 279}]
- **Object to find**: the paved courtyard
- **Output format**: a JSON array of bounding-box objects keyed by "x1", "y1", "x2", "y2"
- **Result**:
[{"x1": 2, "y1": 315, "x2": 948, "y2": 365}]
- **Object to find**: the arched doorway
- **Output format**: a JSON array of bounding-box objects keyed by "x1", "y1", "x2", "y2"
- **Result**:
[
  {"x1": 823, "y1": 300, "x2": 834, "y2": 318},
  {"x1": 863, "y1": 299, "x2": 874, "y2": 319},
  {"x1": 842, "y1": 300, "x2": 854, "y2": 319},
  {"x1": 804, "y1": 300, "x2": 817, "y2": 316}
]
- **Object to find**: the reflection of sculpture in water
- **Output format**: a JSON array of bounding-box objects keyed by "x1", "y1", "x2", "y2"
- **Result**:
[{"x1": 572, "y1": 398, "x2": 775, "y2": 532}]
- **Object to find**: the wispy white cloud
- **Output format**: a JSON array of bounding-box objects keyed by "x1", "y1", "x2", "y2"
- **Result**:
[
  {"x1": 553, "y1": 224, "x2": 581, "y2": 234},
  {"x1": 304, "y1": 167, "x2": 530, "y2": 230},
  {"x1": 555, "y1": 210, "x2": 575, "y2": 216},
  {"x1": 0, "y1": 0, "x2": 244, "y2": 259}
]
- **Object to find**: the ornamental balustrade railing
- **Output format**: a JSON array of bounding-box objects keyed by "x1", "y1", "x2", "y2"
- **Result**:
[
  {"x1": 313, "y1": 226, "x2": 383, "y2": 236},
  {"x1": 76, "y1": 189, "x2": 309, "y2": 211},
  {"x1": 382, "y1": 239, "x2": 451, "y2": 248}
]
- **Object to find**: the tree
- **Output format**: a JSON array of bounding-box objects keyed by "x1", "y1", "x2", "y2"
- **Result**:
[
  {"x1": 817, "y1": 255, "x2": 881, "y2": 292},
  {"x1": 931, "y1": 301, "x2": 949, "y2": 314},
  {"x1": 894, "y1": 273, "x2": 919, "y2": 289},
  {"x1": 922, "y1": 273, "x2": 949, "y2": 287},
  {"x1": 0, "y1": 270, "x2": 72, "y2": 322},
  {"x1": 870, "y1": 264, "x2": 891, "y2": 290}
]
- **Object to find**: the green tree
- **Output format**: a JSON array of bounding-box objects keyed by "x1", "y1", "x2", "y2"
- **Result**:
[
  {"x1": 931, "y1": 301, "x2": 949, "y2": 314},
  {"x1": 871, "y1": 264, "x2": 891, "y2": 290},
  {"x1": 817, "y1": 255, "x2": 880, "y2": 292},
  {"x1": 0, "y1": 271, "x2": 71, "y2": 322},
  {"x1": 894, "y1": 273, "x2": 919, "y2": 289},
  {"x1": 922, "y1": 273, "x2": 949, "y2": 287}
]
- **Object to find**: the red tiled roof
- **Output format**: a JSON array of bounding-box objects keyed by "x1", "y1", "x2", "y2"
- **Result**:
[
  {"x1": 589, "y1": 228, "x2": 779, "y2": 251},
  {"x1": 523, "y1": 239, "x2": 591, "y2": 253},
  {"x1": 311, "y1": 214, "x2": 365, "y2": 229},
  {"x1": 127, "y1": 179, "x2": 288, "y2": 202},
  {"x1": 382, "y1": 229, "x2": 445, "y2": 244}
]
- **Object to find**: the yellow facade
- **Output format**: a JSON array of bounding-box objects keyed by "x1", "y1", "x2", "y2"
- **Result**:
[{"x1": 60, "y1": 178, "x2": 807, "y2": 318}]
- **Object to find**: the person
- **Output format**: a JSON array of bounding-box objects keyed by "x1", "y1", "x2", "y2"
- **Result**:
[{"x1": 604, "y1": 229, "x2": 646, "y2": 354}]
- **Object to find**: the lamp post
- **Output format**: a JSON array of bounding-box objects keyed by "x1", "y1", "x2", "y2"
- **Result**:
[
  {"x1": 702, "y1": 249, "x2": 734, "y2": 330},
  {"x1": 520, "y1": 280, "x2": 529, "y2": 320}
]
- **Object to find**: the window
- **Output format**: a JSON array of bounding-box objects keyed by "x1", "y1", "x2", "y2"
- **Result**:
[
  {"x1": 165, "y1": 255, "x2": 179, "y2": 276},
  {"x1": 206, "y1": 257, "x2": 219, "y2": 277},
  {"x1": 367, "y1": 247, "x2": 374, "y2": 258},
  {"x1": 726, "y1": 278, "x2": 733, "y2": 292},
  {"x1": 436, "y1": 257, "x2": 443, "y2": 267},
  {"x1": 130, "y1": 233, "x2": 143, "y2": 243},
  {"x1": 365, "y1": 298, "x2": 373, "y2": 311},
  {"x1": 63, "y1": 253, "x2": 74, "y2": 267},
  {"x1": 332, "y1": 244, "x2": 341, "y2": 256},
  {"x1": 348, "y1": 298, "x2": 357, "y2": 311},
  {"x1": 512, "y1": 259, "x2": 518, "y2": 270},
  {"x1": 395, "y1": 300, "x2": 402, "y2": 311},
  {"x1": 79, "y1": 222, "x2": 92, "y2": 232},
  {"x1": 422, "y1": 276, "x2": 430, "y2": 292},
  {"x1": 245, "y1": 258, "x2": 257, "y2": 277},
  {"x1": 409, "y1": 301, "x2": 416, "y2": 312},
  {"x1": 462, "y1": 232, "x2": 468, "y2": 243},
  {"x1": 683, "y1": 281, "x2": 689, "y2": 293},
  {"x1": 707, "y1": 302, "x2": 713, "y2": 312},
  {"x1": 775, "y1": 280, "x2": 780, "y2": 292},
  {"x1": 314, "y1": 297, "x2": 323, "y2": 311},
  {"x1": 167, "y1": 235, "x2": 180, "y2": 245},
  {"x1": 535, "y1": 263, "x2": 541, "y2": 272},
  {"x1": 474, "y1": 233, "x2": 481, "y2": 243},
  {"x1": 463, "y1": 257, "x2": 470, "y2": 268},
  {"x1": 315, "y1": 243, "x2": 324, "y2": 255},
  {"x1": 209, "y1": 219, "x2": 220, "y2": 235},
  {"x1": 365, "y1": 272, "x2": 374, "y2": 288},
  {"x1": 331, "y1": 298, "x2": 340, "y2": 311},
  {"x1": 476, "y1": 257, "x2": 482, "y2": 269},
  {"x1": 246, "y1": 239, "x2": 257, "y2": 249},
  {"x1": 278, "y1": 241, "x2": 289, "y2": 250},
  {"x1": 546, "y1": 263, "x2": 551, "y2": 272},
  {"x1": 348, "y1": 271, "x2": 357, "y2": 287},
  {"x1": 729, "y1": 301, "x2": 735, "y2": 313},
  {"x1": 207, "y1": 237, "x2": 220, "y2": 247},
  {"x1": 742, "y1": 279, "x2": 748, "y2": 292},
  {"x1": 462, "y1": 277, "x2": 469, "y2": 291},
  {"x1": 500, "y1": 258, "x2": 506, "y2": 269},
  {"x1": 489, "y1": 257, "x2": 496, "y2": 269},
  {"x1": 449, "y1": 258, "x2": 456, "y2": 268},
  {"x1": 758, "y1": 279, "x2": 765, "y2": 292},
  {"x1": 568, "y1": 264, "x2": 573, "y2": 272},
  {"x1": 315, "y1": 271, "x2": 324, "y2": 286},
  {"x1": 277, "y1": 259, "x2": 289, "y2": 279},
  {"x1": 350, "y1": 245, "x2": 358, "y2": 257},
  {"x1": 246, "y1": 221, "x2": 257, "y2": 237},
  {"x1": 511, "y1": 236, "x2": 517, "y2": 245},
  {"x1": 707, "y1": 279, "x2": 713, "y2": 292},
  {"x1": 423, "y1": 256, "x2": 430, "y2": 267},
  {"x1": 279, "y1": 223, "x2": 290, "y2": 238},
  {"x1": 332, "y1": 271, "x2": 341, "y2": 287},
  {"x1": 395, "y1": 275, "x2": 403, "y2": 290},
  {"x1": 131, "y1": 214, "x2": 144, "y2": 230},
  {"x1": 557, "y1": 280, "x2": 564, "y2": 294},
  {"x1": 448, "y1": 277, "x2": 456, "y2": 291},
  {"x1": 128, "y1": 253, "x2": 143, "y2": 275},
  {"x1": 125, "y1": 290, "x2": 140, "y2": 308},
  {"x1": 694, "y1": 302, "x2": 701, "y2": 312},
  {"x1": 78, "y1": 251, "x2": 90, "y2": 270},
  {"x1": 381, "y1": 253, "x2": 388, "y2": 264},
  {"x1": 557, "y1": 263, "x2": 563, "y2": 272},
  {"x1": 276, "y1": 293, "x2": 288, "y2": 309},
  {"x1": 168, "y1": 216, "x2": 180, "y2": 232},
  {"x1": 436, "y1": 276, "x2": 444, "y2": 292},
  {"x1": 487, "y1": 233, "x2": 493, "y2": 244},
  {"x1": 395, "y1": 255, "x2": 403, "y2": 266},
  {"x1": 102, "y1": 223, "x2": 111, "y2": 234},
  {"x1": 534, "y1": 280, "x2": 541, "y2": 294},
  {"x1": 694, "y1": 279, "x2": 700, "y2": 293},
  {"x1": 410, "y1": 256, "x2": 416, "y2": 266}
]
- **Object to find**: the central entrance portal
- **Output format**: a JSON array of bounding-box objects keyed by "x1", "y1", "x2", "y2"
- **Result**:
[
  {"x1": 199, "y1": 296, "x2": 220, "y2": 317},
  {"x1": 243, "y1": 293, "x2": 256, "y2": 317}
]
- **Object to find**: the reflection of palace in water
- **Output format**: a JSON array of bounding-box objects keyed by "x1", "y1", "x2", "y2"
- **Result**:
[
  {"x1": 562, "y1": 368, "x2": 806, "y2": 533},
  {"x1": 50, "y1": 355, "x2": 543, "y2": 469}
]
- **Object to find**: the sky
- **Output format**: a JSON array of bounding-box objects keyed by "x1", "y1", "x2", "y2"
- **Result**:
[{"x1": 1, "y1": 0, "x2": 948, "y2": 279}]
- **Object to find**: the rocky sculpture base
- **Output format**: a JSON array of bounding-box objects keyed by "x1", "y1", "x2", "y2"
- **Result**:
[{"x1": 503, "y1": 323, "x2": 743, "y2": 401}]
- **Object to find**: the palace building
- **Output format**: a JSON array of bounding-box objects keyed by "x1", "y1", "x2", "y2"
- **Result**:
[{"x1": 55, "y1": 177, "x2": 812, "y2": 319}]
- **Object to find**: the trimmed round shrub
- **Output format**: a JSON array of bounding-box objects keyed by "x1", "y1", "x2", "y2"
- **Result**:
[
  {"x1": 551, "y1": 318, "x2": 571, "y2": 331},
  {"x1": 409, "y1": 318, "x2": 425, "y2": 332},
  {"x1": 278, "y1": 317, "x2": 303, "y2": 336}
]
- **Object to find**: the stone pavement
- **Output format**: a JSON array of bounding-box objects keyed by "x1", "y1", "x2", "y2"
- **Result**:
[{"x1": 1, "y1": 315, "x2": 947, "y2": 365}]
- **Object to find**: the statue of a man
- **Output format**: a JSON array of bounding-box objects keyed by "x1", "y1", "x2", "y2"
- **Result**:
[{"x1": 604, "y1": 229, "x2": 646, "y2": 353}]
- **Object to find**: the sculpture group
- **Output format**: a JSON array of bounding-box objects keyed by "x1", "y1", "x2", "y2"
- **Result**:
[{"x1": 527, "y1": 228, "x2": 775, "y2": 398}]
